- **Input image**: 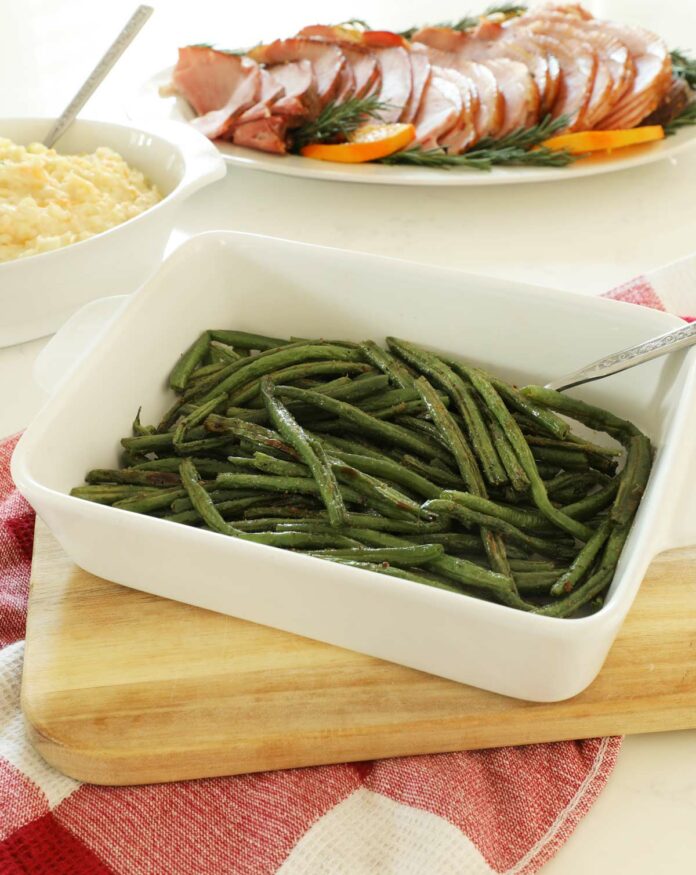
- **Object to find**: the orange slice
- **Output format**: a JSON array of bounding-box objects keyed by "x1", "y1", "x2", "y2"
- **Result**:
[
  {"x1": 300, "y1": 123, "x2": 416, "y2": 163},
  {"x1": 542, "y1": 126, "x2": 665, "y2": 155}
]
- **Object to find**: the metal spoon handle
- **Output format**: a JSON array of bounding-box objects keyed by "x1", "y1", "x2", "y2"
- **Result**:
[
  {"x1": 43, "y1": 4, "x2": 153, "y2": 149},
  {"x1": 546, "y1": 321, "x2": 696, "y2": 391}
]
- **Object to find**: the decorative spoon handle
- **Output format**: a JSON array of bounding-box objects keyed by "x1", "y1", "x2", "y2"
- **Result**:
[
  {"x1": 43, "y1": 4, "x2": 153, "y2": 149},
  {"x1": 546, "y1": 321, "x2": 696, "y2": 391}
]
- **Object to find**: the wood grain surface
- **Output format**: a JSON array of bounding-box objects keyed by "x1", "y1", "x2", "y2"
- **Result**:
[{"x1": 21, "y1": 521, "x2": 696, "y2": 786}]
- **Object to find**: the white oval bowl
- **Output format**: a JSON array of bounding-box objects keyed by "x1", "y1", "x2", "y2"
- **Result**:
[{"x1": 0, "y1": 117, "x2": 226, "y2": 347}]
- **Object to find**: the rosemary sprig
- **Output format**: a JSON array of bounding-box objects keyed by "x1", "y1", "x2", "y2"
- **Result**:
[
  {"x1": 380, "y1": 114, "x2": 574, "y2": 171},
  {"x1": 291, "y1": 95, "x2": 390, "y2": 151},
  {"x1": 671, "y1": 49, "x2": 696, "y2": 89},
  {"x1": 399, "y1": 4, "x2": 527, "y2": 40}
]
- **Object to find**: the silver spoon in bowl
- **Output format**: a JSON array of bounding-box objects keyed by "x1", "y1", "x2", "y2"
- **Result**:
[
  {"x1": 546, "y1": 320, "x2": 696, "y2": 391},
  {"x1": 43, "y1": 4, "x2": 153, "y2": 149}
]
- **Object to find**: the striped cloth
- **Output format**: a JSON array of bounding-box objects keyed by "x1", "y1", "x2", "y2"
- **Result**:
[{"x1": 0, "y1": 262, "x2": 690, "y2": 874}]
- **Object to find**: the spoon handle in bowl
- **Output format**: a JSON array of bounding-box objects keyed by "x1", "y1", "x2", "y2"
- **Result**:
[
  {"x1": 43, "y1": 4, "x2": 153, "y2": 149},
  {"x1": 546, "y1": 321, "x2": 696, "y2": 392}
]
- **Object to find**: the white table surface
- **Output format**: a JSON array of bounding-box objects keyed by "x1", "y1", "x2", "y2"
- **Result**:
[{"x1": 2, "y1": 1, "x2": 695, "y2": 871}]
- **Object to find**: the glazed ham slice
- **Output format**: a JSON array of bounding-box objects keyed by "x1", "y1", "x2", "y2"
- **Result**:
[
  {"x1": 268, "y1": 60, "x2": 317, "y2": 119},
  {"x1": 483, "y1": 58, "x2": 539, "y2": 134},
  {"x1": 592, "y1": 23, "x2": 671, "y2": 129},
  {"x1": 402, "y1": 47, "x2": 432, "y2": 123},
  {"x1": 172, "y1": 46, "x2": 261, "y2": 139},
  {"x1": 436, "y1": 67, "x2": 480, "y2": 153},
  {"x1": 236, "y1": 68, "x2": 285, "y2": 123},
  {"x1": 414, "y1": 27, "x2": 547, "y2": 127},
  {"x1": 249, "y1": 39, "x2": 345, "y2": 107},
  {"x1": 229, "y1": 116, "x2": 289, "y2": 154},
  {"x1": 414, "y1": 74, "x2": 462, "y2": 149},
  {"x1": 372, "y1": 46, "x2": 413, "y2": 122}
]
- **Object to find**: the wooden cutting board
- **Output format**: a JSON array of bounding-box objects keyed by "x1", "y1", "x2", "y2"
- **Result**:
[{"x1": 22, "y1": 521, "x2": 696, "y2": 786}]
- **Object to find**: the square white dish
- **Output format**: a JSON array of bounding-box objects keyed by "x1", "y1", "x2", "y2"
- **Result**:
[{"x1": 12, "y1": 231, "x2": 696, "y2": 701}]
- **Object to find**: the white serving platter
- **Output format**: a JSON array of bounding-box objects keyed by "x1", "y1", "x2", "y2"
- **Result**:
[
  {"x1": 12, "y1": 232, "x2": 696, "y2": 702},
  {"x1": 128, "y1": 66, "x2": 696, "y2": 186}
]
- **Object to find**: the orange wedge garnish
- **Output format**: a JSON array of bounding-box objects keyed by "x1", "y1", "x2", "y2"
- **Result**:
[
  {"x1": 300, "y1": 123, "x2": 416, "y2": 163},
  {"x1": 542, "y1": 126, "x2": 665, "y2": 154}
]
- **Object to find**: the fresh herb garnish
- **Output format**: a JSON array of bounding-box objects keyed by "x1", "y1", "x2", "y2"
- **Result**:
[
  {"x1": 291, "y1": 95, "x2": 391, "y2": 151},
  {"x1": 399, "y1": 4, "x2": 527, "y2": 40},
  {"x1": 671, "y1": 49, "x2": 696, "y2": 89},
  {"x1": 379, "y1": 115, "x2": 575, "y2": 171}
]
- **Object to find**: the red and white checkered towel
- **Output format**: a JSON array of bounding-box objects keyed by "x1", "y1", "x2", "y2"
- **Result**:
[{"x1": 1, "y1": 259, "x2": 693, "y2": 875}]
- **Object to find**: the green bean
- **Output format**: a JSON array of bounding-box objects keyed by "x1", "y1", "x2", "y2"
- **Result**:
[
  {"x1": 275, "y1": 386, "x2": 453, "y2": 463},
  {"x1": 70, "y1": 485, "x2": 159, "y2": 504},
  {"x1": 393, "y1": 415, "x2": 451, "y2": 451},
  {"x1": 487, "y1": 376, "x2": 570, "y2": 439},
  {"x1": 122, "y1": 432, "x2": 176, "y2": 452},
  {"x1": 445, "y1": 363, "x2": 593, "y2": 541},
  {"x1": 551, "y1": 519, "x2": 613, "y2": 596},
  {"x1": 386, "y1": 338, "x2": 507, "y2": 487},
  {"x1": 278, "y1": 513, "x2": 447, "y2": 534},
  {"x1": 509, "y1": 559, "x2": 557, "y2": 571},
  {"x1": 86, "y1": 468, "x2": 181, "y2": 488},
  {"x1": 209, "y1": 330, "x2": 287, "y2": 350},
  {"x1": 261, "y1": 379, "x2": 347, "y2": 527},
  {"x1": 562, "y1": 479, "x2": 619, "y2": 521},
  {"x1": 398, "y1": 454, "x2": 465, "y2": 489},
  {"x1": 520, "y1": 386, "x2": 641, "y2": 440},
  {"x1": 132, "y1": 408, "x2": 156, "y2": 437},
  {"x1": 611, "y1": 434, "x2": 652, "y2": 526},
  {"x1": 205, "y1": 415, "x2": 297, "y2": 457},
  {"x1": 322, "y1": 449, "x2": 441, "y2": 499},
  {"x1": 405, "y1": 532, "x2": 483, "y2": 552},
  {"x1": 166, "y1": 494, "x2": 282, "y2": 525},
  {"x1": 228, "y1": 361, "x2": 372, "y2": 406},
  {"x1": 170, "y1": 489, "x2": 265, "y2": 514},
  {"x1": 413, "y1": 377, "x2": 512, "y2": 577},
  {"x1": 422, "y1": 499, "x2": 576, "y2": 559},
  {"x1": 514, "y1": 572, "x2": 567, "y2": 593},
  {"x1": 189, "y1": 362, "x2": 227, "y2": 382},
  {"x1": 323, "y1": 559, "x2": 468, "y2": 594},
  {"x1": 306, "y1": 544, "x2": 444, "y2": 565},
  {"x1": 115, "y1": 488, "x2": 187, "y2": 514},
  {"x1": 196, "y1": 344, "x2": 364, "y2": 404},
  {"x1": 252, "y1": 453, "x2": 307, "y2": 477},
  {"x1": 209, "y1": 340, "x2": 243, "y2": 363},
  {"x1": 359, "y1": 339, "x2": 415, "y2": 388},
  {"x1": 180, "y1": 460, "x2": 362, "y2": 548},
  {"x1": 330, "y1": 462, "x2": 428, "y2": 520},
  {"x1": 321, "y1": 435, "x2": 393, "y2": 460},
  {"x1": 316, "y1": 526, "x2": 524, "y2": 606},
  {"x1": 440, "y1": 490, "x2": 552, "y2": 533},
  {"x1": 169, "y1": 331, "x2": 211, "y2": 392},
  {"x1": 480, "y1": 404, "x2": 530, "y2": 492}
]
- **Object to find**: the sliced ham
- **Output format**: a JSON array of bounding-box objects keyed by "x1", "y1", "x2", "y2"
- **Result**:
[
  {"x1": 423, "y1": 49, "x2": 504, "y2": 140},
  {"x1": 414, "y1": 26, "x2": 551, "y2": 123},
  {"x1": 343, "y1": 46, "x2": 381, "y2": 98},
  {"x1": 402, "y1": 47, "x2": 432, "y2": 122},
  {"x1": 172, "y1": 46, "x2": 261, "y2": 139},
  {"x1": 436, "y1": 67, "x2": 480, "y2": 153},
  {"x1": 503, "y1": 25, "x2": 596, "y2": 130},
  {"x1": 483, "y1": 58, "x2": 539, "y2": 134},
  {"x1": 268, "y1": 60, "x2": 317, "y2": 120},
  {"x1": 511, "y1": 12, "x2": 624, "y2": 129},
  {"x1": 592, "y1": 22, "x2": 671, "y2": 129},
  {"x1": 414, "y1": 74, "x2": 462, "y2": 149},
  {"x1": 248, "y1": 39, "x2": 345, "y2": 107},
  {"x1": 372, "y1": 46, "x2": 413, "y2": 122},
  {"x1": 229, "y1": 116, "x2": 288, "y2": 153},
  {"x1": 236, "y1": 68, "x2": 285, "y2": 123}
]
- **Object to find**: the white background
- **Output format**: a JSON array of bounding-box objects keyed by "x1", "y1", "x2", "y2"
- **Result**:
[{"x1": 1, "y1": 1, "x2": 695, "y2": 872}]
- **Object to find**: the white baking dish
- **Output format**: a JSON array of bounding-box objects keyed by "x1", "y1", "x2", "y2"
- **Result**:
[
  {"x1": 0, "y1": 118, "x2": 225, "y2": 347},
  {"x1": 12, "y1": 232, "x2": 696, "y2": 701}
]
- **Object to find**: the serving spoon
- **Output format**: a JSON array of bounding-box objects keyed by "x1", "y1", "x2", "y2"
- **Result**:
[
  {"x1": 43, "y1": 4, "x2": 153, "y2": 149},
  {"x1": 546, "y1": 321, "x2": 696, "y2": 391}
]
